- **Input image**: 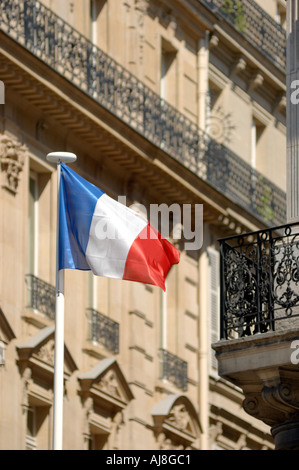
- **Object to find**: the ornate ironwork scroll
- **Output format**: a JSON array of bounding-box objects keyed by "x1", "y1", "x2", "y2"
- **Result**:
[
  {"x1": 25, "y1": 274, "x2": 55, "y2": 320},
  {"x1": 220, "y1": 224, "x2": 299, "y2": 339},
  {"x1": 272, "y1": 229, "x2": 299, "y2": 317},
  {"x1": 87, "y1": 308, "x2": 119, "y2": 354},
  {"x1": 160, "y1": 349, "x2": 188, "y2": 391}
]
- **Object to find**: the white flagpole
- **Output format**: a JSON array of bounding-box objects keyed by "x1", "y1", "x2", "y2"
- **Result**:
[{"x1": 46, "y1": 152, "x2": 77, "y2": 450}]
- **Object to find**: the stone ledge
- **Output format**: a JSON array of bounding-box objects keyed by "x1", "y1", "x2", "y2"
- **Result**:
[{"x1": 212, "y1": 329, "x2": 299, "y2": 379}]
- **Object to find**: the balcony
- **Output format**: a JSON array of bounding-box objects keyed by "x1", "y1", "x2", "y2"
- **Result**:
[
  {"x1": 219, "y1": 223, "x2": 299, "y2": 340},
  {"x1": 200, "y1": 0, "x2": 286, "y2": 72},
  {"x1": 0, "y1": 0, "x2": 286, "y2": 228},
  {"x1": 25, "y1": 274, "x2": 55, "y2": 320},
  {"x1": 214, "y1": 223, "x2": 299, "y2": 449},
  {"x1": 86, "y1": 308, "x2": 119, "y2": 355},
  {"x1": 159, "y1": 349, "x2": 188, "y2": 391}
]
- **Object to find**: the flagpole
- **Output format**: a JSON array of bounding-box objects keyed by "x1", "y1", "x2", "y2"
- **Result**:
[{"x1": 46, "y1": 152, "x2": 77, "y2": 450}]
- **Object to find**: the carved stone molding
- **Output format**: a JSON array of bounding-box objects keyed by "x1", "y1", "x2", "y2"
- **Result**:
[
  {"x1": 249, "y1": 71, "x2": 264, "y2": 91},
  {"x1": 37, "y1": 339, "x2": 55, "y2": 366},
  {"x1": 213, "y1": 329, "x2": 299, "y2": 449},
  {"x1": 273, "y1": 92, "x2": 286, "y2": 114},
  {"x1": 231, "y1": 56, "x2": 247, "y2": 76},
  {"x1": 17, "y1": 326, "x2": 77, "y2": 385},
  {"x1": 262, "y1": 383, "x2": 299, "y2": 416},
  {"x1": 78, "y1": 358, "x2": 133, "y2": 405},
  {"x1": 151, "y1": 395, "x2": 202, "y2": 450},
  {"x1": 0, "y1": 133, "x2": 27, "y2": 194},
  {"x1": 209, "y1": 34, "x2": 219, "y2": 50},
  {"x1": 134, "y1": 0, "x2": 149, "y2": 12},
  {"x1": 21, "y1": 367, "x2": 33, "y2": 410},
  {"x1": 98, "y1": 369, "x2": 123, "y2": 401},
  {"x1": 243, "y1": 382, "x2": 299, "y2": 428},
  {"x1": 165, "y1": 404, "x2": 190, "y2": 432},
  {"x1": 78, "y1": 358, "x2": 133, "y2": 450},
  {"x1": 209, "y1": 421, "x2": 223, "y2": 447},
  {"x1": 157, "y1": 432, "x2": 186, "y2": 450}
]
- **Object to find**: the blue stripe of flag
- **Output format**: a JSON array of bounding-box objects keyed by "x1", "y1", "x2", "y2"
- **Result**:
[{"x1": 59, "y1": 163, "x2": 104, "y2": 270}]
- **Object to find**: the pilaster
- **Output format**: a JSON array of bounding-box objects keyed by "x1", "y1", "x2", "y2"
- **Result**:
[{"x1": 287, "y1": 0, "x2": 299, "y2": 222}]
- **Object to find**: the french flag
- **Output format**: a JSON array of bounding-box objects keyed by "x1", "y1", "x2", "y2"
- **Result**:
[{"x1": 59, "y1": 164, "x2": 180, "y2": 290}]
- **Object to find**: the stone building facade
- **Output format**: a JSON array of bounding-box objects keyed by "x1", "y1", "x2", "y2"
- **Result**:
[{"x1": 0, "y1": 0, "x2": 286, "y2": 450}]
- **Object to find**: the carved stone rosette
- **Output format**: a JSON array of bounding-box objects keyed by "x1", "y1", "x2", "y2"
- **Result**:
[{"x1": 0, "y1": 133, "x2": 27, "y2": 194}]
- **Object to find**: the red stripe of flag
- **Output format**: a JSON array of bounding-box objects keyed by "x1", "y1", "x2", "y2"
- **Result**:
[{"x1": 123, "y1": 223, "x2": 180, "y2": 290}]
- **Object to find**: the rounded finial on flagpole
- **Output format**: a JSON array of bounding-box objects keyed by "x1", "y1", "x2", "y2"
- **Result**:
[{"x1": 46, "y1": 152, "x2": 77, "y2": 163}]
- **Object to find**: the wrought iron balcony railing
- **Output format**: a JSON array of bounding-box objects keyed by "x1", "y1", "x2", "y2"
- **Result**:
[
  {"x1": 0, "y1": 0, "x2": 286, "y2": 227},
  {"x1": 219, "y1": 223, "x2": 299, "y2": 340},
  {"x1": 86, "y1": 308, "x2": 119, "y2": 354},
  {"x1": 160, "y1": 348, "x2": 188, "y2": 391},
  {"x1": 25, "y1": 274, "x2": 55, "y2": 320},
  {"x1": 199, "y1": 0, "x2": 286, "y2": 71}
]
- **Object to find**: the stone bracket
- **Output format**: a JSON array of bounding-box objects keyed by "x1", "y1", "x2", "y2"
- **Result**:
[
  {"x1": 262, "y1": 383, "x2": 299, "y2": 415},
  {"x1": 243, "y1": 381, "x2": 299, "y2": 428}
]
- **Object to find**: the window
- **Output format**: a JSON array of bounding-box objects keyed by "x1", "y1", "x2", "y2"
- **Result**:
[
  {"x1": 276, "y1": 2, "x2": 286, "y2": 28},
  {"x1": 251, "y1": 118, "x2": 265, "y2": 171},
  {"x1": 25, "y1": 404, "x2": 52, "y2": 450},
  {"x1": 27, "y1": 161, "x2": 53, "y2": 279},
  {"x1": 161, "y1": 50, "x2": 168, "y2": 101},
  {"x1": 208, "y1": 83, "x2": 222, "y2": 116},
  {"x1": 87, "y1": 433, "x2": 108, "y2": 450},
  {"x1": 208, "y1": 247, "x2": 220, "y2": 376},
  {"x1": 160, "y1": 40, "x2": 177, "y2": 107},
  {"x1": 26, "y1": 162, "x2": 54, "y2": 320},
  {"x1": 18, "y1": 326, "x2": 77, "y2": 450},
  {"x1": 90, "y1": 0, "x2": 108, "y2": 50},
  {"x1": 28, "y1": 171, "x2": 38, "y2": 276},
  {"x1": 26, "y1": 407, "x2": 37, "y2": 450}
]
